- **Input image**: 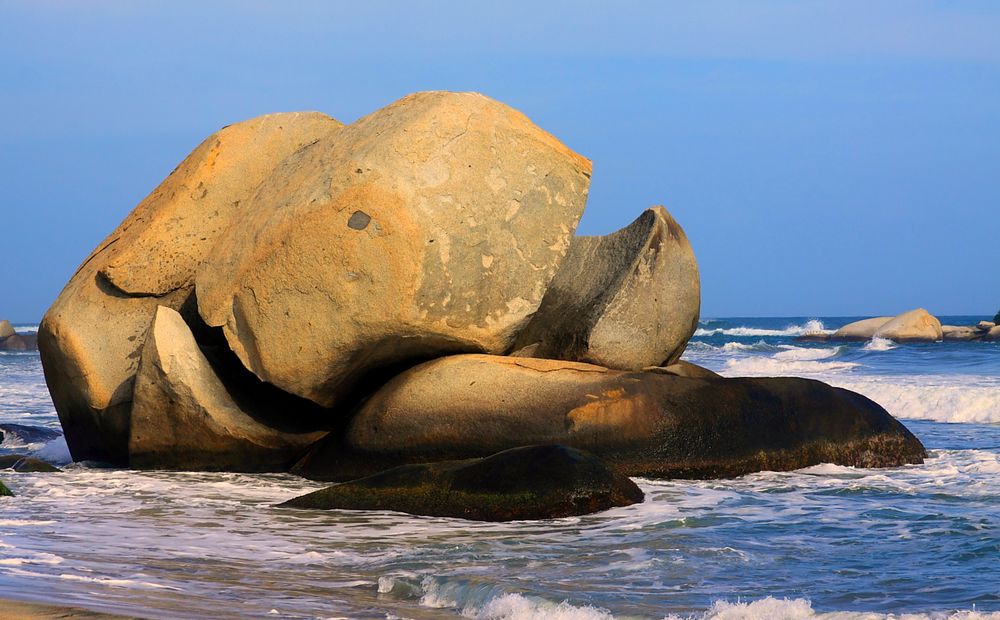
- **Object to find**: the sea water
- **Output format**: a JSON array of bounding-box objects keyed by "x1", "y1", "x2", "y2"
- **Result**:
[{"x1": 0, "y1": 319, "x2": 998, "y2": 619}]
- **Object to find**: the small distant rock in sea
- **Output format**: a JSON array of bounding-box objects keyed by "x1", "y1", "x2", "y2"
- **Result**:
[
  {"x1": 799, "y1": 308, "x2": 1000, "y2": 343},
  {"x1": 0, "y1": 320, "x2": 37, "y2": 351},
  {"x1": 35, "y1": 91, "x2": 926, "y2": 521},
  {"x1": 0, "y1": 480, "x2": 12, "y2": 497}
]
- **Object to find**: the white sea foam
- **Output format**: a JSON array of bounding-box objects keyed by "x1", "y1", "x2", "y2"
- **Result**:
[
  {"x1": 722, "y1": 356, "x2": 861, "y2": 376},
  {"x1": 58, "y1": 572, "x2": 183, "y2": 590},
  {"x1": 863, "y1": 336, "x2": 897, "y2": 352},
  {"x1": 829, "y1": 378, "x2": 1000, "y2": 425},
  {"x1": 694, "y1": 320, "x2": 832, "y2": 338},
  {"x1": 470, "y1": 593, "x2": 615, "y2": 620},
  {"x1": 664, "y1": 597, "x2": 1000, "y2": 619}
]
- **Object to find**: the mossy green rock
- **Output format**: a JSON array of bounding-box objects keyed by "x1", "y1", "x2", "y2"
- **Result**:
[
  {"x1": 12, "y1": 457, "x2": 62, "y2": 473},
  {"x1": 281, "y1": 445, "x2": 643, "y2": 521},
  {"x1": 0, "y1": 480, "x2": 12, "y2": 497},
  {"x1": 0, "y1": 454, "x2": 27, "y2": 468}
]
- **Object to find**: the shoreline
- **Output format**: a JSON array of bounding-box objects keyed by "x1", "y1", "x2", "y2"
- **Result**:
[{"x1": 0, "y1": 598, "x2": 137, "y2": 620}]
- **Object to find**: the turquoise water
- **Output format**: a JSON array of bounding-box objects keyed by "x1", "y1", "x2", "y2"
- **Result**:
[{"x1": 0, "y1": 319, "x2": 998, "y2": 619}]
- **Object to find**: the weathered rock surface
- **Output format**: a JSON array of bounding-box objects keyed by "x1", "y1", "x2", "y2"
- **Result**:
[
  {"x1": 195, "y1": 91, "x2": 593, "y2": 408},
  {"x1": 0, "y1": 320, "x2": 14, "y2": 339},
  {"x1": 942, "y1": 325, "x2": 980, "y2": 341},
  {"x1": 832, "y1": 317, "x2": 893, "y2": 340},
  {"x1": 874, "y1": 308, "x2": 942, "y2": 342},
  {"x1": 0, "y1": 334, "x2": 37, "y2": 351},
  {"x1": 39, "y1": 112, "x2": 342, "y2": 464},
  {"x1": 129, "y1": 307, "x2": 328, "y2": 471},
  {"x1": 511, "y1": 206, "x2": 699, "y2": 369},
  {"x1": 281, "y1": 444, "x2": 643, "y2": 521},
  {"x1": 986, "y1": 325, "x2": 1000, "y2": 341},
  {"x1": 292, "y1": 354, "x2": 926, "y2": 482}
]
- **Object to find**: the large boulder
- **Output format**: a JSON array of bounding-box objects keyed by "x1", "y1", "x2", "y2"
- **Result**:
[
  {"x1": 195, "y1": 91, "x2": 592, "y2": 409},
  {"x1": 292, "y1": 354, "x2": 926, "y2": 482},
  {"x1": 129, "y1": 306, "x2": 328, "y2": 471},
  {"x1": 832, "y1": 316, "x2": 893, "y2": 340},
  {"x1": 511, "y1": 206, "x2": 699, "y2": 369},
  {"x1": 39, "y1": 112, "x2": 342, "y2": 464},
  {"x1": 874, "y1": 308, "x2": 942, "y2": 342},
  {"x1": 281, "y1": 444, "x2": 644, "y2": 521},
  {"x1": 0, "y1": 320, "x2": 14, "y2": 339}
]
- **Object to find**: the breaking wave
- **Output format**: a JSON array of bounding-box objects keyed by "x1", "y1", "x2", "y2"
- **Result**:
[{"x1": 694, "y1": 320, "x2": 831, "y2": 338}]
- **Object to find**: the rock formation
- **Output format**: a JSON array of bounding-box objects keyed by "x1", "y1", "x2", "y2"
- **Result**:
[
  {"x1": 291, "y1": 354, "x2": 925, "y2": 482},
  {"x1": 874, "y1": 308, "x2": 942, "y2": 342},
  {"x1": 832, "y1": 317, "x2": 894, "y2": 341},
  {"x1": 129, "y1": 306, "x2": 328, "y2": 471},
  {"x1": 195, "y1": 91, "x2": 592, "y2": 409},
  {"x1": 281, "y1": 445, "x2": 644, "y2": 521},
  {"x1": 0, "y1": 321, "x2": 37, "y2": 351},
  {"x1": 511, "y1": 206, "x2": 699, "y2": 369},
  {"x1": 816, "y1": 308, "x2": 950, "y2": 343},
  {"x1": 38, "y1": 112, "x2": 342, "y2": 464},
  {"x1": 37, "y1": 91, "x2": 927, "y2": 520}
]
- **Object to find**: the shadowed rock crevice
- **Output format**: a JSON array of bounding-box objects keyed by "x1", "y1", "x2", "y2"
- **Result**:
[
  {"x1": 129, "y1": 306, "x2": 331, "y2": 471},
  {"x1": 178, "y1": 299, "x2": 337, "y2": 434}
]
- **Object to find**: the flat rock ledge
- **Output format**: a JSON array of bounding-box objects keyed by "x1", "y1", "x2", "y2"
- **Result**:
[
  {"x1": 292, "y1": 354, "x2": 927, "y2": 482},
  {"x1": 280, "y1": 444, "x2": 644, "y2": 521}
]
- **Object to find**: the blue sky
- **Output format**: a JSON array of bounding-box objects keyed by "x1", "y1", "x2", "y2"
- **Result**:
[{"x1": 2, "y1": 1, "x2": 998, "y2": 320}]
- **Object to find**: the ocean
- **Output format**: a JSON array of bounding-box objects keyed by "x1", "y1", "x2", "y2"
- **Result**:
[{"x1": 0, "y1": 318, "x2": 998, "y2": 619}]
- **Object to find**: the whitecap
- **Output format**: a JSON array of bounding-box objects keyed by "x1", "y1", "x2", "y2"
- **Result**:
[
  {"x1": 722, "y1": 357, "x2": 861, "y2": 376},
  {"x1": 694, "y1": 320, "x2": 832, "y2": 338},
  {"x1": 829, "y1": 377, "x2": 1000, "y2": 424},
  {"x1": 863, "y1": 336, "x2": 897, "y2": 352}
]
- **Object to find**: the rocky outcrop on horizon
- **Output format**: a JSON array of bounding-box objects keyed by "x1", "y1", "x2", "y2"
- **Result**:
[
  {"x1": 0, "y1": 320, "x2": 37, "y2": 351},
  {"x1": 801, "y1": 308, "x2": 999, "y2": 343},
  {"x1": 38, "y1": 91, "x2": 926, "y2": 520}
]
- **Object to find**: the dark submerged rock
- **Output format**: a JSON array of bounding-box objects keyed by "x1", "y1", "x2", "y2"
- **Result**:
[
  {"x1": 12, "y1": 457, "x2": 62, "y2": 473},
  {"x1": 293, "y1": 355, "x2": 926, "y2": 482},
  {"x1": 281, "y1": 445, "x2": 643, "y2": 521},
  {"x1": 0, "y1": 455, "x2": 27, "y2": 468}
]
